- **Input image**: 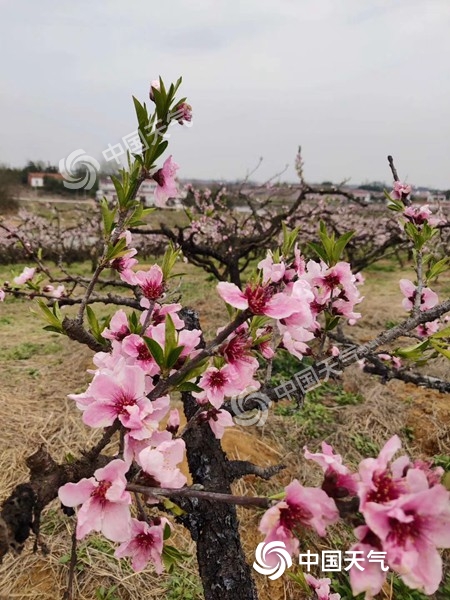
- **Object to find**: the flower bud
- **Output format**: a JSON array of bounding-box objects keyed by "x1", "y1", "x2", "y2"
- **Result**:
[
  {"x1": 174, "y1": 102, "x2": 192, "y2": 124},
  {"x1": 149, "y1": 79, "x2": 160, "y2": 102}
]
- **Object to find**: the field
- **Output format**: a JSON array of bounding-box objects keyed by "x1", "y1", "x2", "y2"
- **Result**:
[{"x1": 0, "y1": 259, "x2": 449, "y2": 600}]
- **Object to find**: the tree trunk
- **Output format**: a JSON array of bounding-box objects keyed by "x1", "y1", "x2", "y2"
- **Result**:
[
  {"x1": 181, "y1": 391, "x2": 258, "y2": 600},
  {"x1": 228, "y1": 261, "x2": 242, "y2": 288},
  {"x1": 179, "y1": 307, "x2": 258, "y2": 600}
]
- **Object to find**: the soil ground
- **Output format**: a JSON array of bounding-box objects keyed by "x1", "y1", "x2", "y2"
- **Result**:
[{"x1": 0, "y1": 260, "x2": 449, "y2": 600}]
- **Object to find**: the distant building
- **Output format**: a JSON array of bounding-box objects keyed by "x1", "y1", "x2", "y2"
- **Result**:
[
  {"x1": 28, "y1": 172, "x2": 63, "y2": 187},
  {"x1": 414, "y1": 190, "x2": 448, "y2": 203},
  {"x1": 96, "y1": 177, "x2": 157, "y2": 207},
  {"x1": 96, "y1": 177, "x2": 183, "y2": 208}
]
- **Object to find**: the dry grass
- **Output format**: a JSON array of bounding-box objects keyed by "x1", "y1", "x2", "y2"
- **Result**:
[{"x1": 0, "y1": 261, "x2": 449, "y2": 599}]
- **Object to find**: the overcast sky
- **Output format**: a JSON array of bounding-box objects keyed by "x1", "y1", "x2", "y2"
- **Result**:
[{"x1": 1, "y1": 0, "x2": 450, "y2": 188}]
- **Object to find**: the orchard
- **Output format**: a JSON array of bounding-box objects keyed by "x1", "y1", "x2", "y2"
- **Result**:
[{"x1": 0, "y1": 79, "x2": 449, "y2": 600}]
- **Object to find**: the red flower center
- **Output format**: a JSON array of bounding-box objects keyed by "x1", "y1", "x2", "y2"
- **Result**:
[
  {"x1": 153, "y1": 169, "x2": 165, "y2": 187},
  {"x1": 207, "y1": 370, "x2": 226, "y2": 389},
  {"x1": 137, "y1": 342, "x2": 152, "y2": 361},
  {"x1": 388, "y1": 514, "x2": 422, "y2": 546},
  {"x1": 142, "y1": 280, "x2": 164, "y2": 300},
  {"x1": 222, "y1": 333, "x2": 251, "y2": 363},
  {"x1": 114, "y1": 325, "x2": 130, "y2": 341},
  {"x1": 323, "y1": 273, "x2": 341, "y2": 289},
  {"x1": 91, "y1": 480, "x2": 112, "y2": 504},
  {"x1": 366, "y1": 472, "x2": 402, "y2": 504},
  {"x1": 114, "y1": 392, "x2": 137, "y2": 415},
  {"x1": 111, "y1": 257, "x2": 126, "y2": 272},
  {"x1": 244, "y1": 285, "x2": 273, "y2": 314},
  {"x1": 136, "y1": 532, "x2": 155, "y2": 549},
  {"x1": 279, "y1": 503, "x2": 313, "y2": 531}
]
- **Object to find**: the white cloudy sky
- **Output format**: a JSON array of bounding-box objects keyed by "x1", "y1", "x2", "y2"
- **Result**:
[{"x1": 1, "y1": 0, "x2": 450, "y2": 187}]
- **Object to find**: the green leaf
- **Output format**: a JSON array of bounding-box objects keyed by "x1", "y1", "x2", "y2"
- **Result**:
[
  {"x1": 43, "y1": 325, "x2": 65, "y2": 334},
  {"x1": 152, "y1": 140, "x2": 169, "y2": 163},
  {"x1": 307, "y1": 241, "x2": 329, "y2": 264},
  {"x1": 333, "y1": 230, "x2": 354, "y2": 262},
  {"x1": 426, "y1": 257, "x2": 449, "y2": 282},
  {"x1": 429, "y1": 339, "x2": 450, "y2": 359},
  {"x1": 100, "y1": 198, "x2": 116, "y2": 236},
  {"x1": 164, "y1": 314, "x2": 178, "y2": 356},
  {"x1": 395, "y1": 340, "x2": 430, "y2": 360},
  {"x1": 86, "y1": 306, "x2": 106, "y2": 343},
  {"x1": 128, "y1": 311, "x2": 141, "y2": 333},
  {"x1": 162, "y1": 500, "x2": 185, "y2": 517},
  {"x1": 37, "y1": 300, "x2": 64, "y2": 333},
  {"x1": 178, "y1": 358, "x2": 209, "y2": 383},
  {"x1": 143, "y1": 337, "x2": 165, "y2": 368},
  {"x1": 161, "y1": 242, "x2": 180, "y2": 280},
  {"x1": 166, "y1": 345, "x2": 185, "y2": 370},
  {"x1": 430, "y1": 325, "x2": 450, "y2": 340},
  {"x1": 132, "y1": 96, "x2": 149, "y2": 129},
  {"x1": 178, "y1": 382, "x2": 203, "y2": 393},
  {"x1": 384, "y1": 190, "x2": 404, "y2": 211},
  {"x1": 105, "y1": 237, "x2": 128, "y2": 262},
  {"x1": 324, "y1": 313, "x2": 340, "y2": 331},
  {"x1": 281, "y1": 222, "x2": 300, "y2": 256},
  {"x1": 110, "y1": 175, "x2": 126, "y2": 207}
]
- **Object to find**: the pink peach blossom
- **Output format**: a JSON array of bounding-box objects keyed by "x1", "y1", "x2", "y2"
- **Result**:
[
  {"x1": 416, "y1": 319, "x2": 440, "y2": 338},
  {"x1": 399, "y1": 279, "x2": 438, "y2": 311},
  {"x1": 194, "y1": 365, "x2": 243, "y2": 409},
  {"x1": 13, "y1": 266, "x2": 35, "y2": 285},
  {"x1": 305, "y1": 574, "x2": 341, "y2": 600},
  {"x1": 392, "y1": 181, "x2": 412, "y2": 200},
  {"x1": 138, "y1": 439, "x2": 187, "y2": 489},
  {"x1": 217, "y1": 281, "x2": 300, "y2": 319},
  {"x1": 257, "y1": 252, "x2": 286, "y2": 283},
  {"x1": 115, "y1": 517, "x2": 169, "y2": 573},
  {"x1": 102, "y1": 309, "x2": 130, "y2": 341},
  {"x1": 121, "y1": 334, "x2": 160, "y2": 375},
  {"x1": 58, "y1": 459, "x2": 131, "y2": 542},
  {"x1": 364, "y1": 480, "x2": 450, "y2": 594},
  {"x1": 348, "y1": 526, "x2": 388, "y2": 599},
  {"x1": 403, "y1": 204, "x2": 432, "y2": 225},
  {"x1": 259, "y1": 480, "x2": 339, "y2": 562},
  {"x1": 201, "y1": 407, "x2": 234, "y2": 439},
  {"x1": 304, "y1": 442, "x2": 359, "y2": 496},
  {"x1": 81, "y1": 364, "x2": 152, "y2": 432},
  {"x1": 141, "y1": 302, "x2": 185, "y2": 330},
  {"x1": 166, "y1": 409, "x2": 180, "y2": 434},
  {"x1": 153, "y1": 156, "x2": 179, "y2": 207}
]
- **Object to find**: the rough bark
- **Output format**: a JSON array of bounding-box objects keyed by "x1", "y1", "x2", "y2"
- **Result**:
[
  {"x1": 180, "y1": 392, "x2": 258, "y2": 600},
  {"x1": 179, "y1": 308, "x2": 258, "y2": 600}
]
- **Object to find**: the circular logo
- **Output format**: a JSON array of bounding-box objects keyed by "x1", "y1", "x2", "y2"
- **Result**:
[
  {"x1": 59, "y1": 149, "x2": 100, "y2": 190},
  {"x1": 253, "y1": 541, "x2": 292, "y2": 580},
  {"x1": 230, "y1": 391, "x2": 271, "y2": 427}
]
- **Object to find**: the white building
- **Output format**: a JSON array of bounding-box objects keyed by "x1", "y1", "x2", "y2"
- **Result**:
[
  {"x1": 96, "y1": 177, "x2": 158, "y2": 207},
  {"x1": 96, "y1": 177, "x2": 183, "y2": 208}
]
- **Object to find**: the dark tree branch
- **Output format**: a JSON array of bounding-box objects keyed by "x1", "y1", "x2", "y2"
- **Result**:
[
  {"x1": 388, "y1": 155, "x2": 400, "y2": 182},
  {"x1": 127, "y1": 484, "x2": 272, "y2": 509},
  {"x1": 363, "y1": 354, "x2": 450, "y2": 393},
  {"x1": 62, "y1": 317, "x2": 110, "y2": 352},
  {"x1": 227, "y1": 461, "x2": 285, "y2": 482}
]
